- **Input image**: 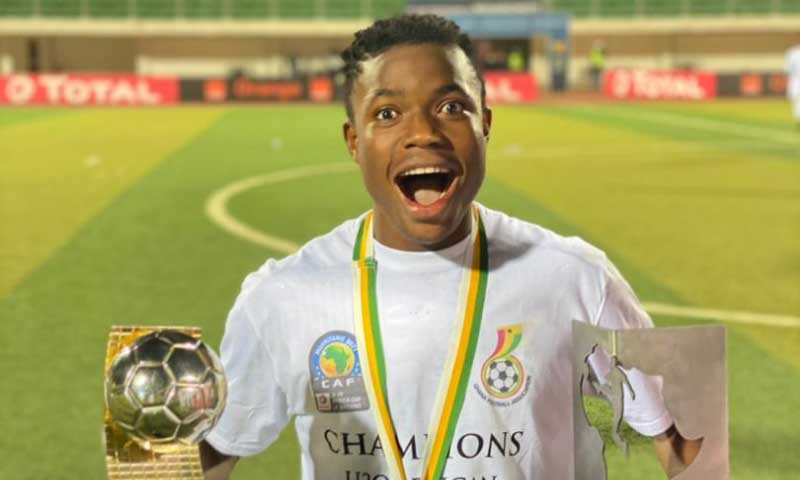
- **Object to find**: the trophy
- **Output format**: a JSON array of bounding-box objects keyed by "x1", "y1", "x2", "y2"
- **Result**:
[
  {"x1": 572, "y1": 321, "x2": 729, "y2": 480},
  {"x1": 103, "y1": 326, "x2": 227, "y2": 479}
]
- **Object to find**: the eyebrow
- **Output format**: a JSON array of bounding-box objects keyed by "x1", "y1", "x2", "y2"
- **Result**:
[
  {"x1": 434, "y1": 83, "x2": 469, "y2": 97},
  {"x1": 367, "y1": 88, "x2": 403, "y2": 104},
  {"x1": 366, "y1": 83, "x2": 469, "y2": 105}
]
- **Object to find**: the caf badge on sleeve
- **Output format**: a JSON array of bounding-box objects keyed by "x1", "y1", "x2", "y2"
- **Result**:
[{"x1": 309, "y1": 330, "x2": 369, "y2": 413}]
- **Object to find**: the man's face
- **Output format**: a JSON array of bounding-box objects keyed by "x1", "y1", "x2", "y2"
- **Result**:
[{"x1": 344, "y1": 43, "x2": 491, "y2": 251}]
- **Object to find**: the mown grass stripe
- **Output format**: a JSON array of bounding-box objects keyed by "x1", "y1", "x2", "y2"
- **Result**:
[
  {"x1": 0, "y1": 107, "x2": 75, "y2": 128},
  {"x1": 0, "y1": 107, "x2": 226, "y2": 299},
  {"x1": 545, "y1": 104, "x2": 799, "y2": 161}
]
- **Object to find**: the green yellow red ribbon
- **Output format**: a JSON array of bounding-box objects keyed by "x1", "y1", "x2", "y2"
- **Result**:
[{"x1": 351, "y1": 206, "x2": 489, "y2": 480}]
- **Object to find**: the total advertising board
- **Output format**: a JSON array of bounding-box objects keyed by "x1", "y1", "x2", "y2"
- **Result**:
[
  {"x1": 604, "y1": 69, "x2": 718, "y2": 100},
  {"x1": 0, "y1": 74, "x2": 179, "y2": 106},
  {"x1": 484, "y1": 72, "x2": 538, "y2": 103}
]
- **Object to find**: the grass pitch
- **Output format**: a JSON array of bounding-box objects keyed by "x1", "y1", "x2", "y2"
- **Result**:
[{"x1": 0, "y1": 100, "x2": 798, "y2": 479}]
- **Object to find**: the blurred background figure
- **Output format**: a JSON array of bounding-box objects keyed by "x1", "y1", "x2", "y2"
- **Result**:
[
  {"x1": 549, "y1": 39, "x2": 569, "y2": 92},
  {"x1": 588, "y1": 40, "x2": 606, "y2": 91},
  {"x1": 476, "y1": 39, "x2": 510, "y2": 71},
  {"x1": 507, "y1": 47, "x2": 526, "y2": 72},
  {"x1": 787, "y1": 44, "x2": 800, "y2": 127}
]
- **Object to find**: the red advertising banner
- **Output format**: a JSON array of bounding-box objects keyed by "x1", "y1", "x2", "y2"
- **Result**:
[
  {"x1": 308, "y1": 77, "x2": 334, "y2": 103},
  {"x1": 717, "y1": 72, "x2": 786, "y2": 97},
  {"x1": 230, "y1": 77, "x2": 303, "y2": 102},
  {"x1": 484, "y1": 72, "x2": 538, "y2": 104},
  {"x1": 0, "y1": 74, "x2": 179, "y2": 106},
  {"x1": 193, "y1": 76, "x2": 332, "y2": 103},
  {"x1": 604, "y1": 69, "x2": 717, "y2": 100}
]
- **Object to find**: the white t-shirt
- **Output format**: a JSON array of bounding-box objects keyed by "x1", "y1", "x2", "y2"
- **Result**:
[
  {"x1": 206, "y1": 204, "x2": 673, "y2": 479},
  {"x1": 786, "y1": 45, "x2": 800, "y2": 99}
]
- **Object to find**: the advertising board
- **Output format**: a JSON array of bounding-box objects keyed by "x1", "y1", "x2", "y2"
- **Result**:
[
  {"x1": 717, "y1": 72, "x2": 787, "y2": 97},
  {"x1": 604, "y1": 69, "x2": 717, "y2": 100},
  {"x1": 484, "y1": 72, "x2": 538, "y2": 104},
  {"x1": 179, "y1": 76, "x2": 334, "y2": 103},
  {"x1": 0, "y1": 74, "x2": 179, "y2": 106}
]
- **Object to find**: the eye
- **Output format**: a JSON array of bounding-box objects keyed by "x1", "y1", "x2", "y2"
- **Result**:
[
  {"x1": 441, "y1": 101, "x2": 465, "y2": 115},
  {"x1": 376, "y1": 107, "x2": 399, "y2": 121}
]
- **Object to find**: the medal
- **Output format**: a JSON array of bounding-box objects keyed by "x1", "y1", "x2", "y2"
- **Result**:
[{"x1": 351, "y1": 205, "x2": 489, "y2": 480}]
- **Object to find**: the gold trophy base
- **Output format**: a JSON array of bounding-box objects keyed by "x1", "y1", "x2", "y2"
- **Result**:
[{"x1": 103, "y1": 326, "x2": 204, "y2": 480}]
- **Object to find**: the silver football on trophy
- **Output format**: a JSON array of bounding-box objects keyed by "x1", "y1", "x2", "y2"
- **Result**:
[{"x1": 105, "y1": 330, "x2": 227, "y2": 446}]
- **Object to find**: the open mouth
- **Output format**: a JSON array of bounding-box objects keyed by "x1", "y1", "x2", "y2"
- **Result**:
[{"x1": 395, "y1": 166, "x2": 457, "y2": 207}]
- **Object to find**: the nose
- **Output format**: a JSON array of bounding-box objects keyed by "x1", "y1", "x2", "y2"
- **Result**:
[{"x1": 404, "y1": 110, "x2": 444, "y2": 149}]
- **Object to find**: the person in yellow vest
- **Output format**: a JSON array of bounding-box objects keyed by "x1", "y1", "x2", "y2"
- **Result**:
[
  {"x1": 589, "y1": 40, "x2": 607, "y2": 91},
  {"x1": 507, "y1": 48, "x2": 525, "y2": 72}
]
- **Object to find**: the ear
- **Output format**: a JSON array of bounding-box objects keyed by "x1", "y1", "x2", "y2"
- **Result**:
[
  {"x1": 482, "y1": 107, "x2": 492, "y2": 142},
  {"x1": 343, "y1": 119, "x2": 358, "y2": 161}
]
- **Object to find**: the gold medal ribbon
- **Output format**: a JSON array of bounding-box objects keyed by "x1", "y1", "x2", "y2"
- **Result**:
[{"x1": 351, "y1": 205, "x2": 489, "y2": 480}]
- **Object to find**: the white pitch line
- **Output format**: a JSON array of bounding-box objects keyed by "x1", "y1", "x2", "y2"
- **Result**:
[
  {"x1": 205, "y1": 162, "x2": 357, "y2": 254},
  {"x1": 206, "y1": 162, "x2": 800, "y2": 329},
  {"x1": 573, "y1": 106, "x2": 800, "y2": 146},
  {"x1": 502, "y1": 139, "x2": 791, "y2": 160},
  {"x1": 642, "y1": 302, "x2": 800, "y2": 328}
]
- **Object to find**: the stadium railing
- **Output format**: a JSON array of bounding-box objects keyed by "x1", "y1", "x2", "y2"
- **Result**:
[
  {"x1": 0, "y1": 0, "x2": 405, "y2": 19},
  {"x1": 546, "y1": 0, "x2": 800, "y2": 17},
  {"x1": 0, "y1": 0, "x2": 798, "y2": 18}
]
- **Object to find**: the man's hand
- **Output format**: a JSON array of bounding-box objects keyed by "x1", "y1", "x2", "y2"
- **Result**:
[
  {"x1": 200, "y1": 440, "x2": 239, "y2": 480},
  {"x1": 653, "y1": 424, "x2": 703, "y2": 478}
]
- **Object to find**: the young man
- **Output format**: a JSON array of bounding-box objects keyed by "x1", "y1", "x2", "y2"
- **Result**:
[
  {"x1": 787, "y1": 44, "x2": 800, "y2": 127},
  {"x1": 201, "y1": 14, "x2": 699, "y2": 480}
]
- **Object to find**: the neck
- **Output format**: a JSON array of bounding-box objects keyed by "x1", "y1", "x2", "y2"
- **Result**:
[{"x1": 371, "y1": 206, "x2": 474, "y2": 252}]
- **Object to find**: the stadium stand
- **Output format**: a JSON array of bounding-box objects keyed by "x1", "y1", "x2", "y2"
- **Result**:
[
  {"x1": 0, "y1": 0, "x2": 798, "y2": 18},
  {"x1": 0, "y1": 0, "x2": 796, "y2": 89},
  {"x1": 550, "y1": 0, "x2": 800, "y2": 17},
  {"x1": 0, "y1": 0, "x2": 406, "y2": 18}
]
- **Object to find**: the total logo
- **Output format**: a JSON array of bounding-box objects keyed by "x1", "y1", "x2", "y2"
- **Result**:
[
  {"x1": 483, "y1": 73, "x2": 538, "y2": 103},
  {"x1": 485, "y1": 78, "x2": 523, "y2": 103},
  {"x1": 607, "y1": 69, "x2": 716, "y2": 100},
  {"x1": 0, "y1": 74, "x2": 178, "y2": 106}
]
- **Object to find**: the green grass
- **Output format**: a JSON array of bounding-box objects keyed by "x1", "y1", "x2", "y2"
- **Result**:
[
  {"x1": 0, "y1": 108, "x2": 224, "y2": 298},
  {"x1": 0, "y1": 100, "x2": 798, "y2": 479}
]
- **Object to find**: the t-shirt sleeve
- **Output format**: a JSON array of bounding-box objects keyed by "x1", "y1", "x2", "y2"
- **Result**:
[
  {"x1": 589, "y1": 261, "x2": 674, "y2": 437},
  {"x1": 205, "y1": 289, "x2": 290, "y2": 457}
]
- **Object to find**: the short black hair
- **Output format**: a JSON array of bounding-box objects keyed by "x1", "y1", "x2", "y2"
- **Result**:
[{"x1": 340, "y1": 13, "x2": 484, "y2": 120}]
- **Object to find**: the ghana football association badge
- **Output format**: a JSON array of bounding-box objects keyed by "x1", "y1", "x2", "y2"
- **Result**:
[
  {"x1": 102, "y1": 326, "x2": 227, "y2": 479},
  {"x1": 476, "y1": 325, "x2": 531, "y2": 406}
]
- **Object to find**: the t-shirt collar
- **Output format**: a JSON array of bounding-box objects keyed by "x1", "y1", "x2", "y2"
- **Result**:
[{"x1": 372, "y1": 231, "x2": 472, "y2": 272}]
